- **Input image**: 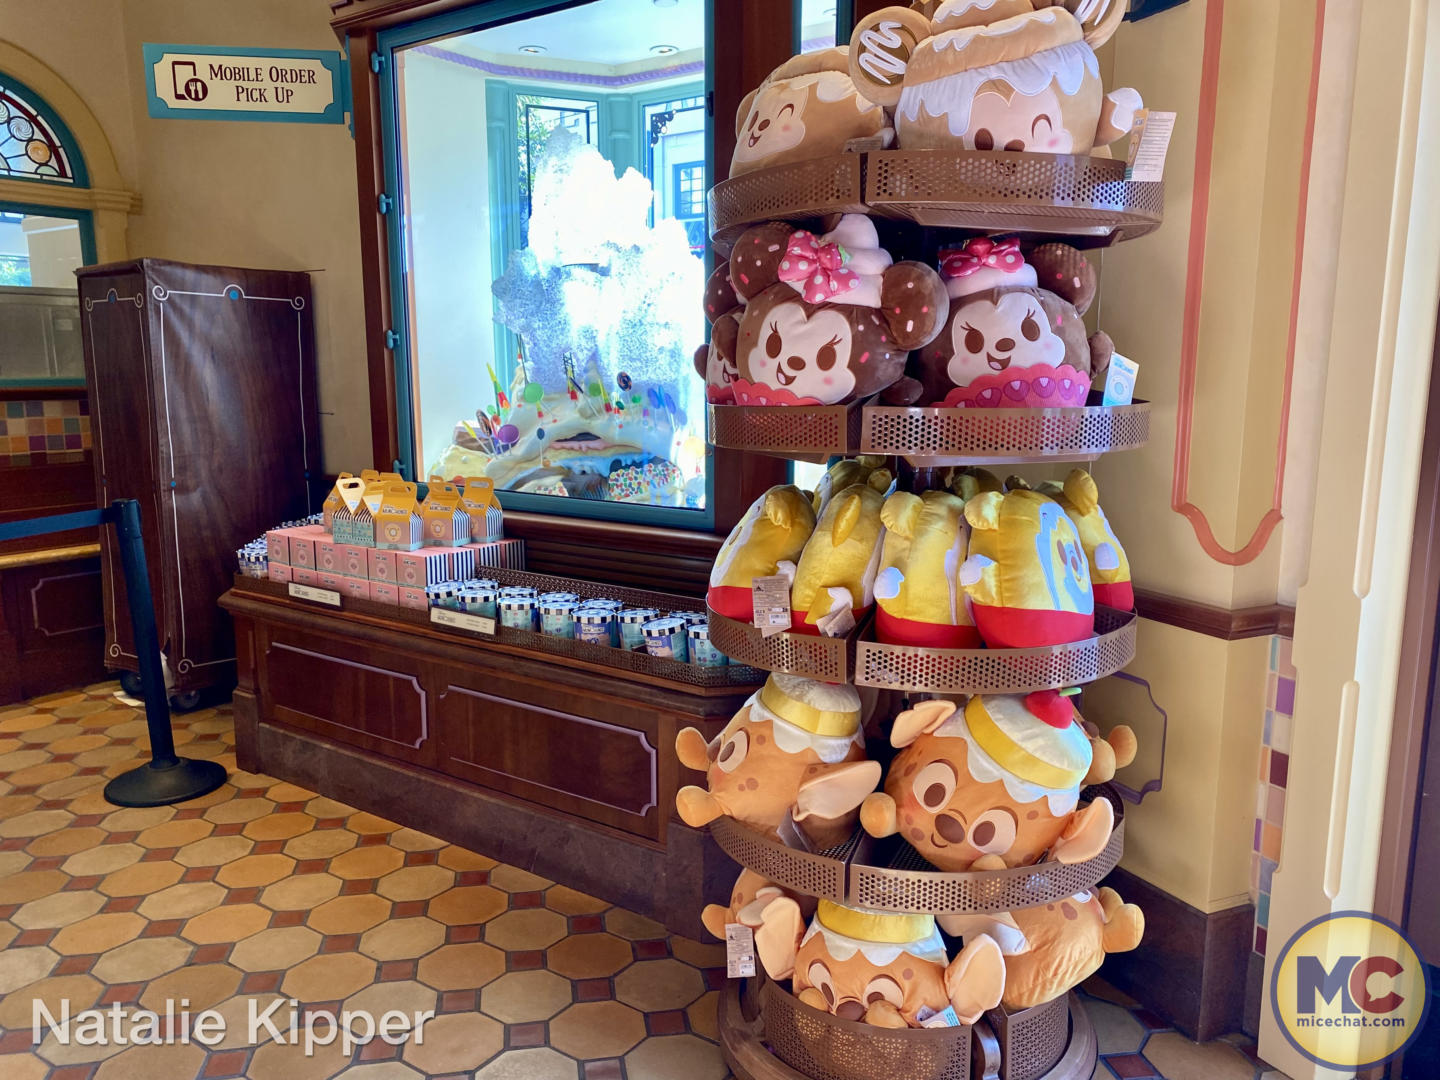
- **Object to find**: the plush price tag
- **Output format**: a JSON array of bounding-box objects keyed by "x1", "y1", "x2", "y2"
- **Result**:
[
  {"x1": 430, "y1": 608, "x2": 496, "y2": 636},
  {"x1": 288, "y1": 582, "x2": 341, "y2": 607},
  {"x1": 915, "y1": 1004, "x2": 963, "y2": 1028},
  {"x1": 725, "y1": 923, "x2": 757, "y2": 978},
  {"x1": 1102, "y1": 353, "x2": 1139, "y2": 406},
  {"x1": 752, "y1": 575, "x2": 793, "y2": 638},
  {"x1": 1125, "y1": 110, "x2": 1177, "y2": 183}
]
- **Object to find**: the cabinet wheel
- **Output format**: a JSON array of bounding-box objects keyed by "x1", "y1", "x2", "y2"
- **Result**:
[
  {"x1": 119, "y1": 672, "x2": 144, "y2": 697},
  {"x1": 170, "y1": 690, "x2": 202, "y2": 712}
]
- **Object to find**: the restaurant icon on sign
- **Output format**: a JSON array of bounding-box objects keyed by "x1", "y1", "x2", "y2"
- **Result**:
[{"x1": 170, "y1": 61, "x2": 209, "y2": 102}]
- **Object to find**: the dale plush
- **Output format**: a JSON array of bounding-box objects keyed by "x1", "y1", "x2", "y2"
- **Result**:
[
  {"x1": 731, "y1": 48, "x2": 889, "y2": 178},
  {"x1": 708, "y1": 485, "x2": 816, "y2": 622},
  {"x1": 860, "y1": 693, "x2": 1135, "y2": 872},
  {"x1": 790, "y1": 482, "x2": 887, "y2": 635},
  {"x1": 695, "y1": 263, "x2": 744, "y2": 404},
  {"x1": 960, "y1": 486, "x2": 1095, "y2": 648},
  {"x1": 725, "y1": 216, "x2": 949, "y2": 405},
  {"x1": 675, "y1": 673, "x2": 882, "y2": 849},
  {"x1": 754, "y1": 898, "x2": 1005, "y2": 1028},
  {"x1": 700, "y1": 868, "x2": 812, "y2": 944},
  {"x1": 873, "y1": 489, "x2": 982, "y2": 648},
  {"x1": 884, "y1": 239, "x2": 1113, "y2": 409},
  {"x1": 1036, "y1": 469, "x2": 1133, "y2": 610},
  {"x1": 848, "y1": 1, "x2": 1143, "y2": 157}
]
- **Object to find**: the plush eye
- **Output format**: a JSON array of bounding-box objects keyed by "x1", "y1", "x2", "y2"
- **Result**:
[
  {"x1": 747, "y1": 111, "x2": 759, "y2": 132},
  {"x1": 968, "y1": 808, "x2": 1018, "y2": 854},
  {"x1": 1021, "y1": 311, "x2": 1042, "y2": 342},
  {"x1": 808, "y1": 962, "x2": 837, "y2": 1008},
  {"x1": 963, "y1": 324, "x2": 985, "y2": 355},
  {"x1": 974, "y1": 128, "x2": 994, "y2": 151},
  {"x1": 913, "y1": 760, "x2": 957, "y2": 812},
  {"x1": 816, "y1": 338, "x2": 839, "y2": 371},
  {"x1": 766, "y1": 325, "x2": 783, "y2": 359},
  {"x1": 758, "y1": 118, "x2": 771, "y2": 132},
  {"x1": 716, "y1": 730, "x2": 749, "y2": 773},
  {"x1": 863, "y1": 975, "x2": 905, "y2": 1008},
  {"x1": 779, "y1": 103, "x2": 796, "y2": 119}
]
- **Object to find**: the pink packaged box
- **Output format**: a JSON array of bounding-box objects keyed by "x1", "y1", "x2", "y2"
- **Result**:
[
  {"x1": 316, "y1": 541, "x2": 344, "y2": 574},
  {"x1": 291, "y1": 566, "x2": 320, "y2": 586},
  {"x1": 369, "y1": 581, "x2": 399, "y2": 605},
  {"x1": 398, "y1": 586, "x2": 429, "y2": 611},
  {"x1": 340, "y1": 545, "x2": 369, "y2": 579},
  {"x1": 467, "y1": 538, "x2": 525, "y2": 571},
  {"x1": 317, "y1": 571, "x2": 345, "y2": 592},
  {"x1": 397, "y1": 548, "x2": 454, "y2": 588},
  {"x1": 368, "y1": 548, "x2": 399, "y2": 583},
  {"x1": 289, "y1": 526, "x2": 325, "y2": 570},
  {"x1": 266, "y1": 562, "x2": 293, "y2": 584},
  {"x1": 341, "y1": 577, "x2": 369, "y2": 601}
]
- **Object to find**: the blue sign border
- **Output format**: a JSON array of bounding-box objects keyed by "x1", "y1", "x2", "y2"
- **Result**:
[{"x1": 143, "y1": 43, "x2": 348, "y2": 125}]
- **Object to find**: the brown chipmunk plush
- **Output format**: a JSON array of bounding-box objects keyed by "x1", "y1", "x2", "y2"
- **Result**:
[
  {"x1": 716, "y1": 215, "x2": 949, "y2": 406},
  {"x1": 694, "y1": 263, "x2": 744, "y2": 404}
]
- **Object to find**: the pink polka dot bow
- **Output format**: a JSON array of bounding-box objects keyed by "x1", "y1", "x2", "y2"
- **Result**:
[
  {"x1": 939, "y1": 237, "x2": 1027, "y2": 279},
  {"x1": 777, "y1": 231, "x2": 859, "y2": 303}
]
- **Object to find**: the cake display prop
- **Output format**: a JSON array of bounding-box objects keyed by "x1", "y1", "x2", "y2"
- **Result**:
[
  {"x1": 873, "y1": 488, "x2": 981, "y2": 648},
  {"x1": 723, "y1": 215, "x2": 949, "y2": 406},
  {"x1": 883, "y1": 239, "x2": 1112, "y2": 409},
  {"x1": 790, "y1": 483, "x2": 888, "y2": 635},
  {"x1": 859, "y1": 694, "x2": 1131, "y2": 871},
  {"x1": 674, "y1": 673, "x2": 882, "y2": 849},
  {"x1": 848, "y1": 1, "x2": 1141, "y2": 156},
  {"x1": 708, "y1": 485, "x2": 817, "y2": 623},
  {"x1": 731, "y1": 48, "x2": 889, "y2": 178}
]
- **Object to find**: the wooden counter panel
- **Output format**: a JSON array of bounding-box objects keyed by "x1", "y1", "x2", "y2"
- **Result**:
[
  {"x1": 436, "y1": 680, "x2": 660, "y2": 838},
  {"x1": 260, "y1": 628, "x2": 434, "y2": 768}
]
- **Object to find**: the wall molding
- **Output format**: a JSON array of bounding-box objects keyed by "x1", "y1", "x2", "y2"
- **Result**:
[{"x1": 1134, "y1": 588, "x2": 1295, "y2": 641}]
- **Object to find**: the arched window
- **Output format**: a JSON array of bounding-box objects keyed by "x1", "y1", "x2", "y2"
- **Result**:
[{"x1": 0, "y1": 76, "x2": 82, "y2": 185}]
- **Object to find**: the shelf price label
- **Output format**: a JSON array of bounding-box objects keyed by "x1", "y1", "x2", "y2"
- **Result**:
[
  {"x1": 288, "y1": 582, "x2": 341, "y2": 607},
  {"x1": 725, "y1": 923, "x2": 757, "y2": 979},
  {"x1": 430, "y1": 608, "x2": 496, "y2": 636}
]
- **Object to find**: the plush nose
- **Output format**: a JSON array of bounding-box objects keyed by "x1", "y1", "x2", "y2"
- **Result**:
[
  {"x1": 835, "y1": 999, "x2": 866, "y2": 1021},
  {"x1": 994, "y1": 338, "x2": 1016, "y2": 352},
  {"x1": 785, "y1": 356, "x2": 806, "y2": 371},
  {"x1": 935, "y1": 813, "x2": 967, "y2": 843},
  {"x1": 1004, "y1": 139, "x2": 1025, "y2": 152}
]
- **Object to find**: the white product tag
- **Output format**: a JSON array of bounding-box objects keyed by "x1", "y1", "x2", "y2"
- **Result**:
[
  {"x1": 751, "y1": 575, "x2": 793, "y2": 638},
  {"x1": 1102, "y1": 353, "x2": 1139, "y2": 406},
  {"x1": 915, "y1": 1004, "x2": 963, "y2": 1028},
  {"x1": 288, "y1": 582, "x2": 341, "y2": 607},
  {"x1": 726, "y1": 923, "x2": 757, "y2": 978},
  {"x1": 1125, "y1": 110, "x2": 1177, "y2": 182},
  {"x1": 430, "y1": 608, "x2": 496, "y2": 636}
]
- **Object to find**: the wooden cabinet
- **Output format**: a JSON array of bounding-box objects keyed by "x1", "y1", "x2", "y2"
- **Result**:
[
  {"x1": 77, "y1": 260, "x2": 319, "y2": 693},
  {"x1": 0, "y1": 546, "x2": 107, "y2": 705}
]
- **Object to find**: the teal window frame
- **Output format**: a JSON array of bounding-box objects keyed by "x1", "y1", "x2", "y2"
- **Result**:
[
  {"x1": 375, "y1": 0, "x2": 717, "y2": 529},
  {"x1": 0, "y1": 70, "x2": 94, "y2": 390}
]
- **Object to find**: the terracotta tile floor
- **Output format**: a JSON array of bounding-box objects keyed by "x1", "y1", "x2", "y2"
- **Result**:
[{"x1": 0, "y1": 682, "x2": 1289, "y2": 1080}]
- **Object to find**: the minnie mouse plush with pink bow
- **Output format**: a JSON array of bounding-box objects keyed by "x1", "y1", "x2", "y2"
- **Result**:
[
  {"x1": 883, "y1": 238, "x2": 1114, "y2": 408},
  {"x1": 706, "y1": 215, "x2": 950, "y2": 406}
]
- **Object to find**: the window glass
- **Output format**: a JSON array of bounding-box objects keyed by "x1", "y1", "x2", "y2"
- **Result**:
[
  {"x1": 392, "y1": 0, "x2": 710, "y2": 516},
  {"x1": 0, "y1": 83, "x2": 75, "y2": 183},
  {"x1": 0, "y1": 211, "x2": 86, "y2": 382},
  {"x1": 799, "y1": 0, "x2": 839, "y2": 52}
]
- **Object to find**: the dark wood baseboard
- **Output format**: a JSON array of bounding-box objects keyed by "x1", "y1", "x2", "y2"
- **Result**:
[{"x1": 1098, "y1": 866, "x2": 1255, "y2": 1041}]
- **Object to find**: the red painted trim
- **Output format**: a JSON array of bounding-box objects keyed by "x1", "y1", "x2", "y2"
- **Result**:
[{"x1": 1170, "y1": 0, "x2": 1324, "y2": 566}]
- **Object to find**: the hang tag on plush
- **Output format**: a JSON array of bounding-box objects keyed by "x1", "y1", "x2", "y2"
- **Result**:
[
  {"x1": 1125, "y1": 110, "x2": 1177, "y2": 183},
  {"x1": 752, "y1": 575, "x2": 793, "y2": 638},
  {"x1": 1102, "y1": 353, "x2": 1139, "y2": 406},
  {"x1": 915, "y1": 1004, "x2": 963, "y2": 1028},
  {"x1": 725, "y1": 923, "x2": 757, "y2": 978}
]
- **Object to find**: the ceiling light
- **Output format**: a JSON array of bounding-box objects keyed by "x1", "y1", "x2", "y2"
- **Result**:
[
  {"x1": 518, "y1": 44, "x2": 547, "y2": 54},
  {"x1": 650, "y1": 44, "x2": 679, "y2": 55}
]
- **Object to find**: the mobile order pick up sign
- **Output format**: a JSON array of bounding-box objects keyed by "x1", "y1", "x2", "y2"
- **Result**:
[{"x1": 143, "y1": 44, "x2": 347, "y2": 124}]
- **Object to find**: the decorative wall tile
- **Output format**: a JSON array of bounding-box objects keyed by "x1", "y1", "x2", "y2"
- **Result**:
[
  {"x1": 0, "y1": 398, "x2": 90, "y2": 466},
  {"x1": 1251, "y1": 634, "x2": 1296, "y2": 956}
]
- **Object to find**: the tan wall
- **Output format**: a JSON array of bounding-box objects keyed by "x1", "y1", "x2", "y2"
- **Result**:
[{"x1": 0, "y1": 0, "x2": 370, "y2": 473}]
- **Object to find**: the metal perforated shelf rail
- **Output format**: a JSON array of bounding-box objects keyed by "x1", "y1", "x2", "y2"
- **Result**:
[
  {"x1": 861, "y1": 401, "x2": 1151, "y2": 465},
  {"x1": 855, "y1": 606, "x2": 1137, "y2": 694},
  {"x1": 987, "y1": 997, "x2": 1075, "y2": 1080},
  {"x1": 709, "y1": 155, "x2": 867, "y2": 253},
  {"x1": 707, "y1": 607, "x2": 862, "y2": 682},
  {"x1": 707, "y1": 402, "x2": 864, "y2": 462}
]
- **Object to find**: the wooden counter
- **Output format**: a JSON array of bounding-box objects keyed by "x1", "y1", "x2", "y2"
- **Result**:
[{"x1": 219, "y1": 581, "x2": 759, "y2": 937}]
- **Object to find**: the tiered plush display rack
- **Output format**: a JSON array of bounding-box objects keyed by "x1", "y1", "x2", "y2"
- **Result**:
[{"x1": 703, "y1": 146, "x2": 1160, "y2": 1080}]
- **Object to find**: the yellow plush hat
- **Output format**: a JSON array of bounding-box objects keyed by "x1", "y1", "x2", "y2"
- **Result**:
[
  {"x1": 757, "y1": 673, "x2": 863, "y2": 739},
  {"x1": 816, "y1": 900, "x2": 937, "y2": 948},
  {"x1": 955, "y1": 692, "x2": 1092, "y2": 794}
]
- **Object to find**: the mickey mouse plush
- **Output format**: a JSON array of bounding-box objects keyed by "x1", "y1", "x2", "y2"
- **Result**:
[{"x1": 711, "y1": 215, "x2": 950, "y2": 406}]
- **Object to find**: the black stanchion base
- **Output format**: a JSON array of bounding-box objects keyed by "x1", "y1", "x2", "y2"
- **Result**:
[{"x1": 104, "y1": 757, "x2": 229, "y2": 808}]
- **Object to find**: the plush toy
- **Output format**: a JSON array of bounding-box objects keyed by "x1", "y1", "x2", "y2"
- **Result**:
[
  {"x1": 790, "y1": 482, "x2": 888, "y2": 635},
  {"x1": 695, "y1": 264, "x2": 744, "y2": 404},
  {"x1": 947, "y1": 466, "x2": 1003, "y2": 501},
  {"x1": 812, "y1": 456, "x2": 894, "y2": 516},
  {"x1": 873, "y1": 489, "x2": 981, "y2": 648},
  {"x1": 700, "y1": 868, "x2": 812, "y2": 943},
  {"x1": 731, "y1": 48, "x2": 890, "y2": 178},
  {"x1": 942, "y1": 886, "x2": 1144, "y2": 1009},
  {"x1": 959, "y1": 487, "x2": 1094, "y2": 647},
  {"x1": 708, "y1": 485, "x2": 817, "y2": 623},
  {"x1": 1035, "y1": 469, "x2": 1133, "y2": 610},
  {"x1": 675, "y1": 673, "x2": 882, "y2": 848},
  {"x1": 883, "y1": 239, "x2": 1112, "y2": 409},
  {"x1": 861, "y1": 694, "x2": 1133, "y2": 871},
  {"x1": 725, "y1": 216, "x2": 949, "y2": 405},
  {"x1": 754, "y1": 898, "x2": 1005, "y2": 1027},
  {"x1": 848, "y1": 2, "x2": 1142, "y2": 157}
]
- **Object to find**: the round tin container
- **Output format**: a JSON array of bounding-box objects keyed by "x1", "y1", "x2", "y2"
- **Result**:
[
  {"x1": 642, "y1": 617, "x2": 689, "y2": 662},
  {"x1": 540, "y1": 599, "x2": 579, "y2": 637},
  {"x1": 574, "y1": 607, "x2": 617, "y2": 647},
  {"x1": 466, "y1": 578, "x2": 500, "y2": 591},
  {"x1": 499, "y1": 586, "x2": 537, "y2": 599},
  {"x1": 618, "y1": 608, "x2": 660, "y2": 650},
  {"x1": 499, "y1": 596, "x2": 538, "y2": 631},
  {"x1": 671, "y1": 610, "x2": 708, "y2": 627},
  {"x1": 462, "y1": 585, "x2": 498, "y2": 619},
  {"x1": 426, "y1": 582, "x2": 461, "y2": 611},
  {"x1": 538, "y1": 591, "x2": 580, "y2": 605},
  {"x1": 687, "y1": 623, "x2": 727, "y2": 667},
  {"x1": 583, "y1": 598, "x2": 624, "y2": 613}
]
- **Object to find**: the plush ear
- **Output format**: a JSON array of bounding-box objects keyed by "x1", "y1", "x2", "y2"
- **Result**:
[
  {"x1": 754, "y1": 897, "x2": 806, "y2": 981},
  {"x1": 1080, "y1": 0, "x2": 1129, "y2": 50},
  {"x1": 794, "y1": 760, "x2": 883, "y2": 822},
  {"x1": 830, "y1": 491, "x2": 862, "y2": 546},
  {"x1": 700, "y1": 904, "x2": 731, "y2": 941},
  {"x1": 1052, "y1": 798, "x2": 1114, "y2": 864},
  {"x1": 729, "y1": 222, "x2": 798, "y2": 301},
  {"x1": 1027, "y1": 244, "x2": 1098, "y2": 315},
  {"x1": 867, "y1": 467, "x2": 894, "y2": 495},
  {"x1": 675, "y1": 727, "x2": 717, "y2": 772},
  {"x1": 1062, "y1": 469, "x2": 1099, "y2": 515},
  {"x1": 880, "y1": 262, "x2": 950, "y2": 350},
  {"x1": 1004, "y1": 474, "x2": 1033, "y2": 493},
  {"x1": 849, "y1": 7, "x2": 934, "y2": 108},
  {"x1": 676, "y1": 786, "x2": 725, "y2": 828},
  {"x1": 1084, "y1": 724, "x2": 1138, "y2": 786},
  {"x1": 703, "y1": 263, "x2": 741, "y2": 324},
  {"x1": 881, "y1": 490, "x2": 923, "y2": 538},
  {"x1": 880, "y1": 375, "x2": 925, "y2": 406},
  {"x1": 736, "y1": 885, "x2": 788, "y2": 927},
  {"x1": 965, "y1": 490, "x2": 1005, "y2": 532},
  {"x1": 938, "y1": 912, "x2": 1029, "y2": 955},
  {"x1": 1098, "y1": 887, "x2": 1145, "y2": 953},
  {"x1": 890, "y1": 698, "x2": 957, "y2": 748},
  {"x1": 949, "y1": 467, "x2": 1002, "y2": 503},
  {"x1": 735, "y1": 88, "x2": 759, "y2": 139},
  {"x1": 1097, "y1": 87, "x2": 1144, "y2": 146},
  {"x1": 1088, "y1": 331, "x2": 1114, "y2": 380},
  {"x1": 693, "y1": 344, "x2": 709, "y2": 381},
  {"x1": 763, "y1": 486, "x2": 799, "y2": 530},
  {"x1": 945, "y1": 932, "x2": 1006, "y2": 1025},
  {"x1": 860, "y1": 792, "x2": 899, "y2": 838},
  {"x1": 711, "y1": 312, "x2": 741, "y2": 372}
]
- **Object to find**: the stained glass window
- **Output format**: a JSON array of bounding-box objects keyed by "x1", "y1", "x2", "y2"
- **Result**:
[{"x1": 0, "y1": 84, "x2": 73, "y2": 183}]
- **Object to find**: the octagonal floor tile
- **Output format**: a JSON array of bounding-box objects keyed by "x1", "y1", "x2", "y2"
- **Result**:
[
  {"x1": 329, "y1": 845, "x2": 405, "y2": 880},
  {"x1": 545, "y1": 885, "x2": 610, "y2": 916},
  {"x1": 60, "y1": 843, "x2": 143, "y2": 878},
  {"x1": 137, "y1": 880, "x2": 227, "y2": 921},
  {"x1": 604, "y1": 908, "x2": 668, "y2": 941},
  {"x1": 0, "y1": 809, "x2": 74, "y2": 838},
  {"x1": 415, "y1": 942, "x2": 506, "y2": 991},
  {"x1": 183, "y1": 902, "x2": 271, "y2": 944},
  {"x1": 614, "y1": 958, "x2": 706, "y2": 1012},
  {"x1": 244, "y1": 811, "x2": 315, "y2": 842},
  {"x1": 247, "y1": 1030, "x2": 351, "y2": 1080},
  {"x1": 475, "y1": 1047, "x2": 578, "y2": 1080},
  {"x1": 174, "y1": 834, "x2": 254, "y2": 867},
  {"x1": 436, "y1": 845, "x2": 498, "y2": 872},
  {"x1": 13, "y1": 889, "x2": 106, "y2": 930},
  {"x1": 0, "y1": 868, "x2": 69, "y2": 903},
  {"x1": 688, "y1": 990, "x2": 719, "y2": 1040},
  {"x1": 92, "y1": 1042, "x2": 206, "y2": 1080},
  {"x1": 0, "y1": 973, "x2": 102, "y2": 1029},
  {"x1": 135, "y1": 817, "x2": 213, "y2": 849},
  {"x1": 359, "y1": 916, "x2": 447, "y2": 961},
  {"x1": 547, "y1": 932, "x2": 635, "y2": 980},
  {"x1": 488, "y1": 865, "x2": 553, "y2": 892},
  {"x1": 348, "y1": 811, "x2": 401, "y2": 835},
  {"x1": 139, "y1": 963, "x2": 242, "y2": 1011},
  {"x1": 0, "y1": 946, "x2": 59, "y2": 993},
  {"x1": 91, "y1": 936, "x2": 192, "y2": 983},
  {"x1": 671, "y1": 936, "x2": 726, "y2": 969},
  {"x1": 309, "y1": 893, "x2": 392, "y2": 935},
  {"x1": 624, "y1": 1033, "x2": 728, "y2": 1080},
  {"x1": 344, "y1": 978, "x2": 438, "y2": 1027},
  {"x1": 98, "y1": 859, "x2": 184, "y2": 898},
  {"x1": 479, "y1": 970, "x2": 574, "y2": 1023},
  {"x1": 282, "y1": 951, "x2": 377, "y2": 1001},
  {"x1": 204, "y1": 797, "x2": 276, "y2": 825},
  {"x1": 428, "y1": 885, "x2": 508, "y2": 926},
  {"x1": 388, "y1": 827, "x2": 446, "y2": 852},
  {"x1": 229, "y1": 926, "x2": 323, "y2": 972},
  {"x1": 27, "y1": 825, "x2": 105, "y2": 858},
  {"x1": 484, "y1": 908, "x2": 568, "y2": 951},
  {"x1": 51, "y1": 911, "x2": 146, "y2": 955},
  {"x1": 216, "y1": 853, "x2": 296, "y2": 889},
  {"x1": 402, "y1": 1012, "x2": 503, "y2": 1076},
  {"x1": 376, "y1": 864, "x2": 454, "y2": 902},
  {"x1": 549, "y1": 1001, "x2": 647, "y2": 1059},
  {"x1": 260, "y1": 871, "x2": 343, "y2": 912},
  {"x1": 283, "y1": 829, "x2": 357, "y2": 861},
  {"x1": 97, "y1": 806, "x2": 173, "y2": 833},
  {"x1": 303, "y1": 795, "x2": 356, "y2": 818}
]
